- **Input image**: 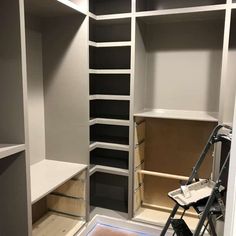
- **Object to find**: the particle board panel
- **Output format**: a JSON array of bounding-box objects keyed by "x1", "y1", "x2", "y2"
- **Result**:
[
  {"x1": 134, "y1": 142, "x2": 145, "y2": 168},
  {"x1": 33, "y1": 211, "x2": 85, "y2": 236},
  {"x1": 134, "y1": 164, "x2": 144, "y2": 190},
  {"x1": 47, "y1": 194, "x2": 86, "y2": 217},
  {"x1": 134, "y1": 121, "x2": 146, "y2": 145}
]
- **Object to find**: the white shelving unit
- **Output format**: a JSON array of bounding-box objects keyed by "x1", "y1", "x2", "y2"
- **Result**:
[
  {"x1": 31, "y1": 160, "x2": 87, "y2": 204},
  {"x1": 0, "y1": 144, "x2": 25, "y2": 160},
  {"x1": 89, "y1": 164, "x2": 129, "y2": 176},
  {"x1": 89, "y1": 69, "x2": 131, "y2": 74},
  {"x1": 89, "y1": 95, "x2": 130, "y2": 101},
  {"x1": 89, "y1": 41, "x2": 131, "y2": 47},
  {"x1": 89, "y1": 118, "x2": 129, "y2": 126},
  {"x1": 89, "y1": 141, "x2": 129, "y2": 152}
]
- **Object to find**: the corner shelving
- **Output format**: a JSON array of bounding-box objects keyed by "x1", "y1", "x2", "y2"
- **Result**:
[
  {"x1": 0, "y1": 144, "x2": 25, "y2": 160},
  {"x1": 89, "y1": 165, "x2": 129, "y2": 176},
  {"x1": 89, "y1": 118, "x2": 130, "y2": 126},
  {"x1": 89, "y1": 141, "x2": 129, "y2": 152}
]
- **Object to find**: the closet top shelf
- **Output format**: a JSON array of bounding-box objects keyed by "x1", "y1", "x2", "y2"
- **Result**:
[
  {"x1": 25, "y1": 0, "x2": 86, "y2": 18},
  {"x1": 134, "y1": 109, "x2": 218, "y2": 122},
  {"x1": 30, "y1": 159, "x2": 87, "y2": 204},
  {"x1": 0, "y1": 144, "x2": 25, "y2": 160},
  {"x1": 136, "y1": 4, "x2": 225, "y2": 22}
]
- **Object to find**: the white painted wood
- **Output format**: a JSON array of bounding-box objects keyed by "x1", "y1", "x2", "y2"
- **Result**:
[
  {"x1": 134, "y1": 109, "x2": 218, "y2": 121},
  {"x1": 30, "y1": 159, "x2": 87, "y2": 204},
  {"x1": 223, "y1": 99, "x2": 236, "y2": 236},
  {"x1": 232, "y1": 3, "x2": 236, "y2": 8},
  {"x1": 135, "y1": 4, "x2": 226, "y2": 18},
  {"x1": 89, "y1": 118, "x2": 130, "y2": 126},
  {"x1": 89, "y1": 69, "x2": 131, "y2": 74},
  {"x1": 26, "y1": 26, "x2": 46, "y2": 165},
  {"x1": 89, "y1": 95, "x2": 130, "y2": 101},
  {"x1": 89, "y1": 141, "x2": 129, "y2": 152},
  {"x1": 89, "y1": 41, "x2": 131, "y2": 47},
  {"x1": 96, "y1": 13, "x2": 132, "y2": 20},
  {"x1": 25, "y1": 0, "x2": 86, "y2": 17},
  {"x1": 0, "y1": 144, "x2": 25, "y2": 160},
  {"x1": 89, "y1": 165, "x2": 129, "y2": 176}
]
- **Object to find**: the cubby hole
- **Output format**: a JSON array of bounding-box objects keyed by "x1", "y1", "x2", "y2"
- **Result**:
[
  {"x1": 135, "y1": 16, "x2": 224, "y2": 118},
  {"x1": 90, "y1": 124, "x2": 129, "y2": 145},
  {"x1": 90, "y1": 172, "x2": 128, "y2": 212},
  {"x1": 90, "y1": 46, "x2": 131, "y2": 69},
  {"x1": 90, "y1": 74, "x2": 130, "y2": 95},
  {"x1": 90, "y1": 148, "x2": 129, "y2": 169},
  {"x1": 133, "y1": 118, "x2": 217, "y2": 227},
  {"x1": 136, "y1": 0, "x2": 226, "y2": 12},
  {"x1": 90, "y1": 18, "x2": 131, "y2": 42},
  {"x1": 90, "y1": 0, "x2": 131, "y2": 15},
  {"x1": 90, "y1": 100, "x2": 130, "y2": 120}
]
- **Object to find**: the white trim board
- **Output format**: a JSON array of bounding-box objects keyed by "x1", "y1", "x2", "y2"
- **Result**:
[{"x1": 0, "y1": 144, "x2": 25, "y2": 160}]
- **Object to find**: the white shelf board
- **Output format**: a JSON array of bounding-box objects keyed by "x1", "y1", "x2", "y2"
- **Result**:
[
  {"x1": 57, "y1": 0, "x2": 87, "y2": 15},
  {"x1": 136, "y1": 4, "x2": 226, "y2": 18},
  {"x1": 89, "y1": 69, "x2": 131, "y2": 74},
  {"x1": 89, "y1": 165, "x2": 129, "y2": 176},
  {"x1": 89, "y1": 141, "x2": 129, "y2": 152},
  {"x1": 89, "y1": 118, "x2": 130, "y2": 126},
  {"x1": 134, "y1": 109, "x2": 218, "y2": 122},
  {"x1": 89, "y1": 95, "x2": 130, "y2": 101},
  {"x1": 89, "y1": 41, "x2": 131, "y2": 47},
  {"x1": 90, "y1": 206, "x2": 128, "y2": 221},
  {"x1": 232, "y1": 3, "x2": 236, "y2": 9},
  {"x1": 94, "y1": 13, "x2": 132, "y2": 21},
  {"x1": 30, "y1": 159, "x2": 87, "y2": 204},
  {"x1": 0, "y1": 144, "x2": 25, "y2": 160},
  {"x1": 134, "y1": 207, "x2": 200, "y2": 233}
]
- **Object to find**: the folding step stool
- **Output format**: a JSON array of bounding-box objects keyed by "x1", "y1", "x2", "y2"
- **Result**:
[{"x1": 160, "y1": 124, "x2": 232, "y2": 236}]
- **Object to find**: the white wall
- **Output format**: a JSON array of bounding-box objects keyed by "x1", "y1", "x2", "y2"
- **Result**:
[{"x1": 26, "y1": 28, "x2": 46, "y2": 164}]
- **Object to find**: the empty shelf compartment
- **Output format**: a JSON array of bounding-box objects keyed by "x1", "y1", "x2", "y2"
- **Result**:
[
  {"x1": 90, "y1": 18, "x2": 131, "y2": 42},
  {"x1": 90, "y1": 172, "x2": 128, "y2": 212},
  {"x1": 90, "y1": 100, "x2": 130, "y2": 120},
  {"x1": 90, "y1": 74, "x2": 130, "y2": 96},
  {"x1": 90, "y1": 148, "x2": 129, "y2": 169},
  {"x1": 90, "y1": 124, "x2": 129, "y2": 145},
  {"x1": 90, "y1": 46, "x2": 131, "y2": 70},
  {"x1": 90, "y1": 0, "x2": 131, "y2": 15}
]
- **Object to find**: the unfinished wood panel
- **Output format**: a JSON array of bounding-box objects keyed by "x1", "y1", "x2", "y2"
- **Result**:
[
  {"x1": 134, "y1": 121, "x2": 146, "y2": 145},
  {"x1": 32, "y1": 197, "x2": 47, "y2": 224},
  {"x1": 134, "y1": 186, "x2": 144, "y2": 212},
  {"x1": 134, "y1": 142, "x2": 145, "y2": 168},
  {"x1": 33, "y1": 212, "x2": 84, "y2": 236},
  {"x1": 134, "y1": 163, "x2": 144, "y2": 190},
  {"x1": 145, "y1": 119, "x2": 216, "y2": 177},
  {"x1": 53, "y1": 179, "x2": 85, "y2": 199},
  {"x1": 47, "y1": 194, "x2": 86, "y2": 217}
]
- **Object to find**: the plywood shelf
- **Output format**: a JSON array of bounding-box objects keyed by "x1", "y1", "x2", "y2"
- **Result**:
[
  {"x1": 89, "y1": 41, "x2": 131, "y2": 47},
  {"x1": 0, "y1": 144, "x2": 25, "y2": 160},
  {"x1": 32, "y1": 211, "x2": 85, "y2": 236},
  {"x1": 134, "y1": 109, "x2": 218, "y2": 122},
  {"x1": 89, "y1": 141, "x2": 129, "y2": 152},
  {"x1": 30, "y1": 160, "x2": 87, "y2": 204},
  {"x1": 89, "y1": 118, "x2": 130, "y2": 126},
  {"x1": 89, "y1": 95, "x2": 130, "y2": 101},
  {"x1": 89, "y1": 69, "x2": 131, "y2": 74},
  {"x1": 89, "y1": 165, "x2": 129, "y2": 176},
  {"x1": 134, "y1": 207, "x2": 199, "y2": 232}
]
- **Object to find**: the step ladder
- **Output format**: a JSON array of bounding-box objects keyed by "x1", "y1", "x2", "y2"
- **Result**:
[{"x1": 160, "y1": 124, "x2": 232, "y2": 236}]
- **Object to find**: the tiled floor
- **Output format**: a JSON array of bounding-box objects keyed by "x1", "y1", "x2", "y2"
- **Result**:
[{"x1": 87, "y1": 223, "x2": 150, "y2": 236}]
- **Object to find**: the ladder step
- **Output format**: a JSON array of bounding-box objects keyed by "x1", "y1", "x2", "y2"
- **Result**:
[{"x1": 171, "y1": 219, "x2": 193, "y2": 236}]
